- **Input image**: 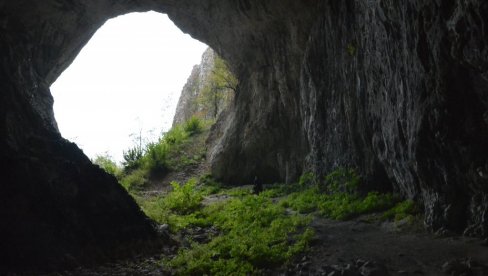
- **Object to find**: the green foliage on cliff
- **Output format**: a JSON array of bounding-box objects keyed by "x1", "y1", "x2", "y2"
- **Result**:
[
  {"x1": 183, "y1": 116, "x2": 203, "y2": 136},
  {"x1": 122, "y1": 146, "x2": 144, "y2": 172},
  {"x1": 120, "y1": 168, "x2": 147, "y2": 190},
  {"x1": 197, "y1": 55, "x2": 237, "y2": 119},
  {"x1": 92, "y1": 154, "x2": 121, "y2": 178},
  {"x1": 116, "y1": 117, "x2": 209, "y2": 191}
]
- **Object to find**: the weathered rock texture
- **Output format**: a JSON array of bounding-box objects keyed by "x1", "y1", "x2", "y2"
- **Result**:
[
  {"x1": 208, "y1": 0, "x2": 488, "y2": 238},
  {"x1": 1, "y1": 0, "x2": 487, "y2": 272},
  {"x1": 173, "y1": 47, "x2": 233, "y2": 125}
]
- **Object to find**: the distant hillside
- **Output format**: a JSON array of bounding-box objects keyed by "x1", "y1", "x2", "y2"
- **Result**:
[{"x1": 172, "y1": 48, "x2": 236, "y2": 126}]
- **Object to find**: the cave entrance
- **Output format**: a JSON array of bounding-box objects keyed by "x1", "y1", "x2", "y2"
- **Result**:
[{"x1": 50, "y1": 11, "x2": 207, "y2": 163}]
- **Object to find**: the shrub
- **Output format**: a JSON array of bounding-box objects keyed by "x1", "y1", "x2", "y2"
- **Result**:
[
  {"x1": 122, "y1": 146, "x2": 144, "y2": 171},
  {"x1": 183, "y1": 116, "x2": 203, "y2": 136},
  {"x1": 92, "y1": 154, "x2": 121, "y2": 178},
  {"x1": 163, "y1": 125, "x2": 188, "y2": 145},
  {"x1": 144, "y1": 140, "x2": 169, "y2": 173},
  {"x1": 165, "y1": 179, "x2": 203, "y2": 214},
  {"x1": 120, "y1": 168, "x2": 147, "y2": 191}
]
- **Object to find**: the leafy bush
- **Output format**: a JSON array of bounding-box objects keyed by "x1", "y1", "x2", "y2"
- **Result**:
[
  {"x1": 120, "y1": 168, "x2": 147, "y2": 191},
  {"x1": 122, "y1": 146, "x2": 144, "y2": 172},
  {"x1": 92, "y1": 154, "x2": 121, "y2": 178},
  {"x1": 183, "y1": 116, "x2": 203, "y2": 136},
  {"x1": 163, "y1": 125, "x2": 188, "y2": 145},
  {"x1": 144, "y1": 140, "x2": 169, "y2": 173},
  {"x1": 165, "y1": 179, "x2": 203, "y2": 214}
]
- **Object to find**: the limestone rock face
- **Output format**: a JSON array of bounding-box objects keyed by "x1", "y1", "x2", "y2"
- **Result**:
[
  {"x1": 207, "y1": 0, "x2": 488, "y2": 238},
  {"x1": 1, "y1": 0, "x2": 488, "y2": 272},
  {"x1": 173, "y1": 48, "x2": 233, "y2": 125}
]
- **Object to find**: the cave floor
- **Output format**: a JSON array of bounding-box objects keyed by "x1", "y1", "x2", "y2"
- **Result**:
[
  {"x1": 47, "y1": 211, "x2": 488, "y2": 276},
  {"x1": 297, "y1": 216, "x2": 488, "y2": 275}
]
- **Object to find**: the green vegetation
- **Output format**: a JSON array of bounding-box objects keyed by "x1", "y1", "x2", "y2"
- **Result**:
[
  {"x1": 112, "y1": 117, "x2": 211, "y2": 191},
  {"x1": 120, "y1": 168, "x2": 147, "y2": 191},
  {"x1": 93, "y1": 134, "x2": 418, "y2": 274},
  {"x1": 346, "y1": 43, "x2": 357, "y2": 57},
  {"x1": 382, "y1": 199, "x2": 419, "y2": 221},
  {"x1": 167, "y1": 197, "x2": 313, "y2": 275},
  {"x1": 133, "y1": 168, "x2": 419, "y2": 274},
  {"x1": 122, "y1": 146, "x2": 144, "y2": 172},
  {"x1": 92, "y1": 154, "x2": 121, "y2": 178},
  {"x1": 197, "y1": 55, "x2": 238, "y2": 119},
  {"x1": 139, "y1": 178, "x2": 313, "y2": 275},
  {"x1": 280, "y1": 169, "x2": 398, "y2": 220},
  {"x1": 183, "y1": 116, "x2": 203, "y2": 136}
]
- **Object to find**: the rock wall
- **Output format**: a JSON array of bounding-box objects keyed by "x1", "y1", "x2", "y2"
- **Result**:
[
  {"x1": 172, "y1": 48, "x2": 233, "y2": 126},
  {"x1": 296, "y1": 1, "x2": 488, "y2": 235},
  {"x1": 172, "y1": 48, "x2": 214, "y2": 125},
  {"x1": 0, "y1": 0, "x2": 163, "y2": 273},
  {"x1": 208, "y1": 0, "x2": 488, "y2": 237},
  {"x1": 1, "y1": 0, "x2": 487, "y2": 271}
]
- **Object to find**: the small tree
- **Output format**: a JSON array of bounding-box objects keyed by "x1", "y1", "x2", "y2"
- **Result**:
[
  {"x1": 198, "y1": 55, "x2": 238, "y2": 119},
  {"x1": 122, "y1": 128, "x2": 146, "y2": 172},
  {"x1": 122, "y1": 146, "x2": 144, "y2": 171}
]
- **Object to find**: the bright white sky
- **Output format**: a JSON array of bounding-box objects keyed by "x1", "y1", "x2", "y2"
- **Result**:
[{"x1": 51, "y1": 11, "x2": 207, "y2": 163}]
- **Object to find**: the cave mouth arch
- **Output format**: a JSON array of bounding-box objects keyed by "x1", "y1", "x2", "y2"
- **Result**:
[{"x1": 50, "y1": 11, "x2": 208, "y2": 163}]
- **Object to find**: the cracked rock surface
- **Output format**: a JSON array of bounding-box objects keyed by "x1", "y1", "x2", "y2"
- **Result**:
[{"x1": 1, "y1": 0, "x2": 487, "y2": 272}]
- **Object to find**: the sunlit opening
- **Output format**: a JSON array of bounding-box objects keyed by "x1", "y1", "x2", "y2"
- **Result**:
[{"x1": 50, "y1": 11, "x2": 207, "y2": 163}]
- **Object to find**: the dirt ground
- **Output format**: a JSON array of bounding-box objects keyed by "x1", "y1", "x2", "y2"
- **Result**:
[{"x1": 290, "y1": 216, "x2": 488, "y2": 276}]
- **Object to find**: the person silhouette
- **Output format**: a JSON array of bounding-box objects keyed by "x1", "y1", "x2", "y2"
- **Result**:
[{"x1": 252, "y1": 176, "x2": 263, "y2": 194}]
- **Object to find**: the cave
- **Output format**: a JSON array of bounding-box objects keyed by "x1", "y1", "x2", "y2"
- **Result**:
[{"x1": 1, "y1": 0, "x2": 487, "y2": 273}]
